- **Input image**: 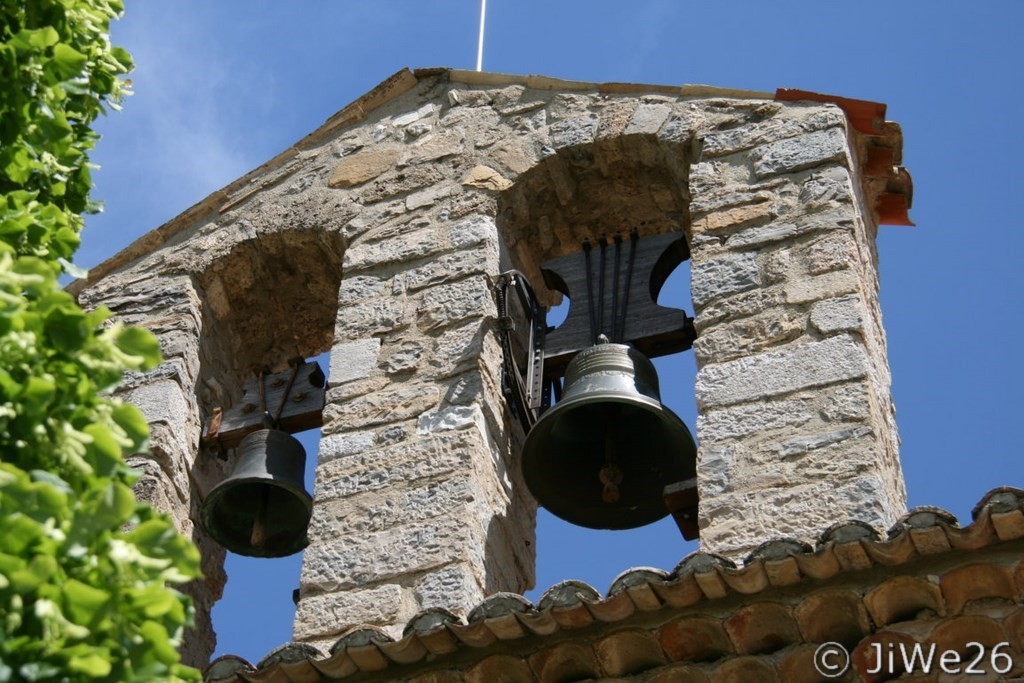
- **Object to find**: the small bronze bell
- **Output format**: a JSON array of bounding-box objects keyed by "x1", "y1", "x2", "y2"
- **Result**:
[
  {"x1": 201, "y1": 428, "x2": 312, "y2": 557},
  {"x1": 521, "y1": 343, "x2": 697, "y2": 530}
]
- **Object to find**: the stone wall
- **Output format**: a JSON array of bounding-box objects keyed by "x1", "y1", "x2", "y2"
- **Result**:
[{"x1": 73, "y1": 69, "x2": 910, "y2": 661}]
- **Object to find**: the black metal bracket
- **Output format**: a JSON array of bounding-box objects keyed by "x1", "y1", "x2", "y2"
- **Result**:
[
  {"x1": 494, "y1": 230, "x2": 698, "y2": 436},
  {"x1": 494, "y1": 270, "x2": 553, "y2": 431}
]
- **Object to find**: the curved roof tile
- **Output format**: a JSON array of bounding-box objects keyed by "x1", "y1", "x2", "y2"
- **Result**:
[{"x1": 203, "y1": 487, "x2": 1024, "y2": 682}]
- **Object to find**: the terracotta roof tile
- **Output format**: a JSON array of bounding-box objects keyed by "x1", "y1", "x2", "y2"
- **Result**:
[{"x1": 204, "y1": 487, "x2": 1024, "y2": 682}]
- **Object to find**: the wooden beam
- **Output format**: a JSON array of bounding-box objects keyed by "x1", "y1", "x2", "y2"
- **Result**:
[
  {"x1": 664, "y1": 478, "x2": 700, "y2": 540},
  {"x1": 203, "y1": 361, "x2": 326, "y2": 450},
  {"x1": 540, "y1": 231, "x2": 695, "y2": 376}
]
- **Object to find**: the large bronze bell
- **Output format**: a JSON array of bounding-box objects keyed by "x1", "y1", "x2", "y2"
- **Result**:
[
  {"x1": 521, "y1": 343, "x2": 697, "y2": 530},
  {"x1": 201, "y1": 428, "x2": 312, "y2": 558}
]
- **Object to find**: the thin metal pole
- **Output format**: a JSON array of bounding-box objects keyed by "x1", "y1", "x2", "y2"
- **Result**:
[{"x1": 476, "y1": 0, "x2": 487, "y2": 71}]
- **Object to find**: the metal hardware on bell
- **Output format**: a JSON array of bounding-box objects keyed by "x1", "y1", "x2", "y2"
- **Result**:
[
  {"x1": 521, "y1": 342, "x2": 697, "y2": 530},
  {"x1": 201, "y1": 428, "x2": 312, "y2": 558}
]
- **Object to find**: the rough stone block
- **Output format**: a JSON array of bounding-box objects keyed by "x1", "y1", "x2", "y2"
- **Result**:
[
  {"x1": 751, "y1": 127, "x2": 849, "y2": 179},
  {"x1": 393, "y1": 103, "x2": 435, "y2": 127},
  {"x1": 697, "y1": 398, "x2": 813, "y2": 443},
  {"x1": 338, "y1": 275, "x2": 387, "y2": 303},
  {"x1": 343, "y1": 227, "x2": 440, "y2": 272},
  {"x1": 699, "y1": 106, "x2": 845, "y2": 158},
  {"x1": 313, "y1": 430, "x2": 485, "y2": 503},
  {"x1": 725, "y1": 207, "x2": 856, "y2": 251},
  {"x1": 417, "y1": 404, "x2": 488, "y2": 436},
  {"x1": 783, "y1": 268, "x2": 859, "y2": 305},
  {"x1": 625, "y1": 103, "x2": 671, "y2": 135},
  {"x1": 689, "y1": 182, "x2": 783, "y2": 217},
  {"x1": 299, "y1": 513, "x2": 486, "y2": 592},
  {"x1": 799, "y1": 166, "x2": 855, "y2": 209},
  {"x1": 490, "y1": 141, "x2": 539, "y2": 175},
  {"x1": 308, "y1": 475, "x2": 486, "y2": 537},
  {"x1": 810, "y1": 295, "x2": 864, "y2": 335},
  {"x1": 425, "y1": 321, "x2": 490, "y2": 379},
  {"x1": 690, "y1": 252, "x2": 760, "y2": 307},
  {"x1": 692, "y1": 308, "x2": 804, "y2": 364},
  {"x1": 293, "y1": 584, "x2": 410, "y2": 640},
  {"x1": 329, "y1": 147, "x2": 401, "y2": 188},
  {"x1": 417, "y1": 277, "x2": 493, "y2": 331},
  {"x1": 403, "y1": 251, "x2": 496, "y2": 293},
  {"x1": 699, "y1": 475, "x2": 893, "y2": 557},
  {"x1": 821, "y1": 382, "x2": 871, "y2": 422},
  {"x1": 325, "y1": 383, "x2": 438, "y2": 430},
  {"x1": 656, "y1": 113, "x2": 696, "y2": 143},
  {"x1": 449, "y1": 215, "x2": 498, "y2": 249},
  {"x1": 759, "y1": 247, "x2": 792, "y2": 285},
  {"x1": 334, "y1": 297, "x2": 406, "y2": 338},
  {"x1": 328, "y1": 338, "x2": 381, "y2": 385},
  {"x1": 550, "y1": 116, "x2": 596, "y2": 149},
  {"x1": 805, "y1": 231, "x2": 858, "y2": 274},
  {"x1": 382, "y1": 340, "x2": 424, "y2": 374},
  {"x1": 774, "y1": 425, "x2": 872, "y2": 457},
  {"x1": 414, "y1": 564, "x2": 485, "y2": 617},
  {"x1": 696, "y1": 202, "x2": 775, "y2": 233},
  {"x1": 316, "y1": 430, "x2": 375, "y2": 464},
  {"x1": 462, "y1": 165, "x2": 512, "y2": 191},
  {"x1": 698, "y1": 445, "x2": 734, "y2": 497},
  {"x1": 359, "y1": 166, "x2": 445, "y2": 205},
  {"x1": 694, "y1": 288, "x2": 785, "y2": 331},
  {"x1": 695, "y1": 334, "x2": 869, "y2": 409},
  {"x1": 596, "y1": 100, "x2": 638, "y2": 140},
  {"x1": 128, "y1": 378, "x2": 191, "y2": 428},
  {"x1": 406, "y1": 183, "x2": 455, "y2": 210}
]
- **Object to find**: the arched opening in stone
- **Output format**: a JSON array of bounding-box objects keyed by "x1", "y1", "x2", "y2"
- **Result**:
[
  {"x1": 495, "y1": 134, "x2": 701, "y2": 597},
  {"x1": 191, "y1": 228, "x2": 345, "y2": 661}
]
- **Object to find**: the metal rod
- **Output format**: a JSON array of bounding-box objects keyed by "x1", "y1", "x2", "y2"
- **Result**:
[
  {"x1": 617, "y1": 228, "x2": 639, "y2": 343},
  {"x1": 597, "y1": 236, "x2": 607, "y2": 338},
  {"x1": 611, "y1": 233, "x2": 622, "y2": 342},
  {"x1": 583, "y1": 239, "x2": 597, "y2": 345},
  {"x1": 476, "y1": 0, "x2": 487, "y2": 72},
  {"x1": 273, "y1": 362, "x2": 301, "y2": 425}
]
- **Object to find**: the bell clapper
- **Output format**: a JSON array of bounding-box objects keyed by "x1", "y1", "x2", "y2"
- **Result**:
[
  {"x1": 600, "y1": 406, "x2": 623, "y2": 503},
  {"x1": 250, "y1": 485, "x2": 269, "y2": 550}
]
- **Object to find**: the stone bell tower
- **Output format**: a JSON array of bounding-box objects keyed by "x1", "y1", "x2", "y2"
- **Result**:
[{"x1": 73, "y1": 69, "x2": 912, "y2": 659}]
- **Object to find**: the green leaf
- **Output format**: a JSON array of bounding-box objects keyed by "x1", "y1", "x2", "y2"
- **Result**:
[
  {"x1": 9, "y1": 27, "x2": 60, "y2": 51},
  {"x1": 131, "y1": 584, "x2": 178, "y2": 619},
  {"x1": 62, "y1": 579, "x2": 111, "y2": 625},
  {"x1": 17, "y1": 662, "x2": 61, "y2": 682},
  {"x1": 113, "y1": 325, "x2": 162, "y2": 368},
  {"x1": 67, "y1": 651, "x2": 112, "y2": 677},
  {"x1": 138, "y1": 621, "x2": 178, "y2": 665},
  {"x1": 22, "y1": 376, "x2": 56, "y2": 414},
  {"x1": 45, "y1": 304, "x2": 89, "y2": 351},
  {"x1": 0, "y1": 3, "x2": 200, "y2": 679},
  {"x1": 3, "y1": 147, "x2": 33, "y2": 184},
  {"x1": 111, "y1": 402, "x2": 149, "y2": 450},
  {"x1": 49, "y1": 44, "x2": 89, "y2": 81},
  {"x1": 9, "y1": 554, "x2": 58, "y2": 593}
]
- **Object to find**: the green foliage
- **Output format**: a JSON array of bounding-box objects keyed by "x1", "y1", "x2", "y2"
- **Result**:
[{"x1": 0, "y1": 1, "x2": 201, "y2": 680}]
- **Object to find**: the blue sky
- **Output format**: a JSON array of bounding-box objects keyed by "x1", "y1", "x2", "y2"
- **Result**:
[{"x1": 84, "y1": 1, "x2": 1023, "y2": 665}]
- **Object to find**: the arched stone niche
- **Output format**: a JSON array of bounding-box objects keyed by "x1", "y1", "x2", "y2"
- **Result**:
[
  {"x1": 496, "y1": 134, "x2": 694, "y2": 308},
  {"x1": 193, "y1": 228, "x2": 346, "y2": 409}
]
